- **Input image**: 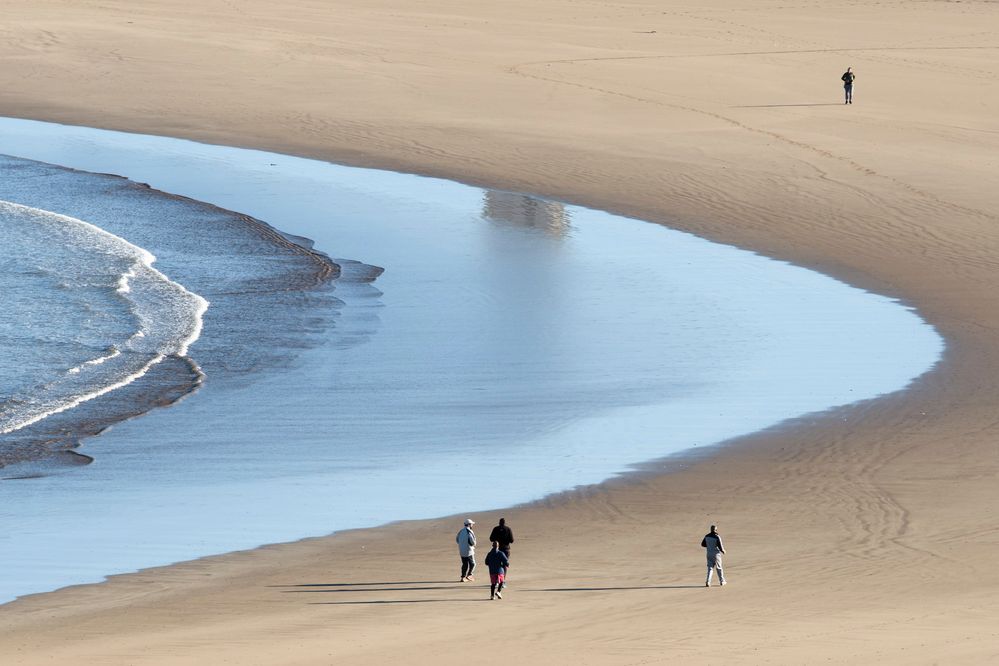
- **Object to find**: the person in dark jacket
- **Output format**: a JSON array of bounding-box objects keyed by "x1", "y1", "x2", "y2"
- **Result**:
[
  {"x1": 484, "y1": 541, "x2": 510, "y2": 600},
  {"x1": 701, "y1": 524, "x2": 727, "y2": 587},
  {"x1": 489, "y1": 518, "x2": 515, "y2": 559},
  {"x1": 841, "y1": 67, "x2": 855, "y2": 104}
]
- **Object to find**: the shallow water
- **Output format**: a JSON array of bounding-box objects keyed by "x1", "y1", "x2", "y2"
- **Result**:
[
  {"x1": 0, "y1": 119, "x2": 943, "y2": 602},
  {"x1": 0, "y1": 195, "x2": 207, "y2": 453},
  {"x1": 0, "y1": 155, "x2": 365, "y2": 474}
]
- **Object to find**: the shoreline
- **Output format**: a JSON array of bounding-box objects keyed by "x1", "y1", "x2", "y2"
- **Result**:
[
  {"x1": 1, "y1": 0, "x2": 998, "y2": 663},
  {"x1": 0, "y1": 119, "x2": 942, "y2": 605}
]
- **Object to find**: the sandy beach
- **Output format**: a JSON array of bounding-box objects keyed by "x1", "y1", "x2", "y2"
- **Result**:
[{"x1": 2, "y1": 0, "x2": 999, "y2": 663}]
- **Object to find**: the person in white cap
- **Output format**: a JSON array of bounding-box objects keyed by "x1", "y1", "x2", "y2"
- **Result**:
[
  {"x1": 456, "y1": 518, "x2": 477, "y2": 582},
  {"x1": 701, "y1": 524, "x2": 727, "y2": 587}
]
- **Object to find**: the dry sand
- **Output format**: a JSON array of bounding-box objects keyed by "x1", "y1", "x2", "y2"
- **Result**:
[{"x1": 2, "y1": 0, "x2": 999, "y2": 663}]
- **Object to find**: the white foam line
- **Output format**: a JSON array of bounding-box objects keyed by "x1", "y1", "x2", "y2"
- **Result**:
[
  {"x1": 67, "y1": 348, "x2": 122, "y2": 375},
  {"x1": 0, "y1": 354, "x2": 167, "y2": 435},
  {"x1": 0, "y1": 199, "x2": 210, "y2": 434},
  {"x1": 116, "y1": 262, "x2": 137, "y2": 294},
  {"x1": 176, "y1": 282, "x2": 209, "y2": 358}
]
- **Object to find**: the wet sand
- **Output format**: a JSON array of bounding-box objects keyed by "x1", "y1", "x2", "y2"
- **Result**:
[{"x1": 2, "y1": 0, "x2": 999, "y2": 663}]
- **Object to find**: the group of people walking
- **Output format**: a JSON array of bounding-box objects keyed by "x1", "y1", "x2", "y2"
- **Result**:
[
  {"x1": 457, "y1": 518, "x2": 729, "y2": 598},
  {"x1": 456, "y1": 517, "x2": 514, "y2": 599}
]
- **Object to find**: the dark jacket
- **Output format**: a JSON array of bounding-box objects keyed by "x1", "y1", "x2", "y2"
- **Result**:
[
  {"x1": 484, "y1": 548, "x2": 510, "y2": 575},
  {"x1": 489, "y1": 524, "x2": 515, "y2": 548},
  {"x1": 701, "y1": 532, "x2": 725, "y2": 558}
]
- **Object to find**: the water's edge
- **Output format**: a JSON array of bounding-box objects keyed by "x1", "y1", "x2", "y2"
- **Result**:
[{"x1": 0, "y1": 118, "x2": 944, "y2": 604}]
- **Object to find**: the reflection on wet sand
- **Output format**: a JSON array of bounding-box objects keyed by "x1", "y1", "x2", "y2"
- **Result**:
[{"x1": 482, "y1": 191, "x2": 569, "y2": 237}]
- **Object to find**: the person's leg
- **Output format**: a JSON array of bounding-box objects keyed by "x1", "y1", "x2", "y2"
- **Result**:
[
  {"x1": 490, "y1": 580, "x2": 497, "y2": 599},
  {"x1": 499, "y1": 552, "x2": 509, "y2": 589},
  {"x1": 705, "y1": 562, "x2": 713, "y2": 586},
  {"x1": 460, "y1": 556, "x2": 470, "y2": 580},
  {"x1": 717, "y1": 563, "x2": 726, "y2": 585},
  {"x1": 466, "y1": 555, "x2": 475, "y2": 580},
  {"x1": 495, "y1": 574, "x2": 504, "y2": 598}
]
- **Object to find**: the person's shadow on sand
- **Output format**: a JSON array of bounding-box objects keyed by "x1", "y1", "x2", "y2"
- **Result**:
[
  {"x1": 524, "y1": 585, "x2": 705, "y2": 591},
  {"x1": 276, "y1": 581, "x2": 455, "y2": 588},
  {"x1": 731, "y1": 103, "x2": 843, "y2": 108},
  {"x1": 281, "y1": 581, "x2": 706, "y2": 604},
  {"x1": 311, "y1": 599, "x2": 492, "y2": 605},
  {"x1": 280, "y1": 581, "x2": 490, "y2": 604},
  {"x1": 285, "y1": 585, "x2": 459, "y2": 594}
]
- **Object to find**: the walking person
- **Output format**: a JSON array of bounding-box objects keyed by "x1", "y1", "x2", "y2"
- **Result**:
[
  {"x1": 484, "y1": 541, "x2": 510, "y2": 600},
  {"x1": 841, "y1": 67, "x2": 855, "y2": 104},
  {"x1": 489, "y1": 518, "x2": 515, "y2": 559},
  {"x1": 701, "y1": 524, "x2": 727, "y2": 587},
  {"x1": 456, "y1": 518, "x2": 477, "y2": 582}
]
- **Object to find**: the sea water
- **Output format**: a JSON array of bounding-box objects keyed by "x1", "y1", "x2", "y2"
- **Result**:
[{"x1": 0, "y1": 119, "x2": 943, "y2": 602}]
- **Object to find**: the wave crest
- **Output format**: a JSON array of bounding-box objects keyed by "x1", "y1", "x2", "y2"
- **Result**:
[{"x1": 0, "y1": 199, "x2": 209, "y2": 437}]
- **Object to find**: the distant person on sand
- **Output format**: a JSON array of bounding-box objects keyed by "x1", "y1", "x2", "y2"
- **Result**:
[
  {"x1": 457, "y1": 518, "x2": 477, "y2": 582},
  {"x1": 484, "y1": 541, "x2": 510, "y2": 600},
  {"x1": 701, "y1": 524, "x2": 727, "y2": 587},
  {"x1": 489, "y1": 518, "x2": 515, "y2": 559},
  {"x1": 841, "y1": 67, "x2": 855, "y2": 104}
]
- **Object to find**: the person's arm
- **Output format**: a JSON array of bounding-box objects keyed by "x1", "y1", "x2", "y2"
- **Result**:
[
  {"x1": 508, "y1": 529, "x2": 514, "y2": 544},
  {"x1": 718, "y1": 537, "x2": 726, "y2": 554},
  {"x1": 701, "y1": 537, "x2": 707, "y2": 548}
]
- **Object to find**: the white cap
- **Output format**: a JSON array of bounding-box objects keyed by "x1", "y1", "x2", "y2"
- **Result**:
[{"x1": 464, "y1": 518, "x2": 475, "y2": 526}]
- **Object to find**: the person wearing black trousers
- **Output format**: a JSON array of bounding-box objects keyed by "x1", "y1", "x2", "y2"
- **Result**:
[
  {"x1": 489, "y1": 518, "x2": 515, "y2": 559},
  {"x1": 842, "y1": 67, "x2": 856, "y2": 104}
]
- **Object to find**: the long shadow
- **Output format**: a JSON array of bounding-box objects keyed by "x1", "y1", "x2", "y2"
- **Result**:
[
  {"x1": 523, "y1": 585, "x2": 704, "y2": 592},
  {"x1": 311, "y1": 599, "x2": 491, "y2": 605},
  {"x1": 283, "y1": 582, "x2": 705, "y2": 606},
  {"x1": 731, "y1": 103, "x2": 843, "y2": 108},
  {"x1": 269, "y1": 580, "x2": 455, "y2": 588},
  {"x1": 286, "y1": 585, "x2": 458, "y2": 594}
]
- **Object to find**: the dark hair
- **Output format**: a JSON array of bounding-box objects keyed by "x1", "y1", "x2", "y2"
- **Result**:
[{"x1": 499, "y1": 518, "x2": 506, "y2": 525}]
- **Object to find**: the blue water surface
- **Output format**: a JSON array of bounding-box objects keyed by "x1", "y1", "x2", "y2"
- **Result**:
[{"x1": 0, "y1": 119, "x2": 943, "y2": 603}]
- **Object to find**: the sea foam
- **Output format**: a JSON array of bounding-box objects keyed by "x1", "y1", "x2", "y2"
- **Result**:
[{"x1": 0, "y1": 200, "x2": 208, "y2": 436}]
